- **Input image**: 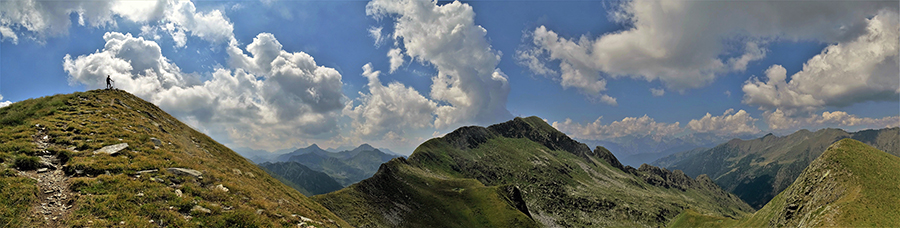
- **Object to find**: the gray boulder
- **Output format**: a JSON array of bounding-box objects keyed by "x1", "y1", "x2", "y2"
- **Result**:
[
  {"x1": 93, "y1": 143, "x2": 129, "y2": 155},
  {"x1": 166, "y1": 168, "x2": 202, "y2": 178}
]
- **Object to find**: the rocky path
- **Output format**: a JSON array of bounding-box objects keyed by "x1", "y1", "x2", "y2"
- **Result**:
[{"x1": 19, "y1": 124, "x2": 75, "y2": 227}]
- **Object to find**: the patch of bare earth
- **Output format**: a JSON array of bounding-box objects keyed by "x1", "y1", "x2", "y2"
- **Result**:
[{"x1": 19, "y1": 124, "x2": 76, "y2": 227}]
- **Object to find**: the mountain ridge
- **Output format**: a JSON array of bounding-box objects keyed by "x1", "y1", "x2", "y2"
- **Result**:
[
  {"x1": 267, "y1": 143, "x2": 400, "y2": 187},
  {"x1": 0, "y1": 89, "x2": 349, "y2": 227},
  {"x1": 258, "y1": 161, "x2": 343, "y2": 196},
  {"x1": 653, "y1": 127, "x2": 899, "y2": 209},
  {"x1": 670, "y1": 138, "x2": 900, "y2": 227},
  {"x1": 315, "y1": 116, "x2": 753, "y2": 227}
]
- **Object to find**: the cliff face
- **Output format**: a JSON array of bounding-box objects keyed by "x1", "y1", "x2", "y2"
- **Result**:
[{"x1": 315, "y1": 116, "x2": 753, "y2": 227}]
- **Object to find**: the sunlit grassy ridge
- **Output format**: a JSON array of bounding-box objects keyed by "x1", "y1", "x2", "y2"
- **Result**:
[
  {"x1": 0, "y1": 89, "x2": 349, "y2": 227},
  {"x1": 669, "y1": 138, "x2": 900, "y2": 227},
  {"x1": 657, "y1": 127, "x2": 899, "y2": 209},
  {"x1": 316, "y1": 116, "x2": 753, "y2": 227}
]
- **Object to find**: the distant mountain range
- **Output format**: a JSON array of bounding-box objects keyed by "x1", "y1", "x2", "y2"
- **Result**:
[
  {"x1": 235, "y1": 144, "x2": 404, "y2": 164},
  {"x1": 7, "y1": 89, "x2": 896, "y2": 227},
  {"x1": 313, "y1": 117, "x2": 753, "y2": 227},
  {"x1": 579, "y1": 132, "x2": 758, "y2": 167},
  {"x1": 653, "y1": 127, "x2": 899, "y2": 209},
  {"x1": 671, "y1": 138, "x2": 900, "y2": 227},
  {"x1": 270, "y1": 144, "x2": 400, "y2": 187},
  {"x1": 258, "y1": 161, "x2": 343, "y2": 196}
]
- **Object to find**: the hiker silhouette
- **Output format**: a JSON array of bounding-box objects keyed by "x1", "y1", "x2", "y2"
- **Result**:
[{"x1": 106, "y1": 75, "x2": 114, "y2": 90}]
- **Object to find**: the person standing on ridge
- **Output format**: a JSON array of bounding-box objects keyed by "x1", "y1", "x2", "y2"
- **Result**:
[{"x1": 106, "y1": 75, "x2": 114, "y2": 90}]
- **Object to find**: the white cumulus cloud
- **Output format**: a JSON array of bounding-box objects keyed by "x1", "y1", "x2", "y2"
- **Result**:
[
  {"x1": 552, "y1": 115, "x2": 682, "y2": 141},
  {"x1": 742, "y1": 10, "x2": 899, "y2": 112},
  {"x1": 344, "y1": 63, "x2": 437, "y2": 139},
  {"x1": 518, "y1": 0, "x2": 896, "y2": 102},
  {"x1": 0, "y1": 94, "x2": 12, "y2": 108},
  {"x1": 650, "y1": 88, "x2": 665, "y2": 97},
  {"x1": 0, "y1": 0, "x2": 234, "y2": 46},
  {"x1": 63, "y1": 32, "x2": 344, "y2": 150},
  {"x1": 367, "y1": 0, "x2": 512, "y2": 129},
  {"x1": 688, "y1": 109, "x2": 760, "y2": 136},
  {"x1": 763, "y1": 109, "x2": 899, "y2": 131}
]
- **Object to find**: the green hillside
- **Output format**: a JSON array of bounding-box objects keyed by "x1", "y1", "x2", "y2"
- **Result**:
[
  {"x1": 315, "y1": 117, "x2": 753, "y2": 227},
  {"x1": 655, "y1": 127, "x2": 899, "y2": 209},
  {"x1": 0, "y1": 89, "x2": 349, "y2": 227},
  {"x1": 670, "y1": 139, "x2": 900, "y2": 227}
]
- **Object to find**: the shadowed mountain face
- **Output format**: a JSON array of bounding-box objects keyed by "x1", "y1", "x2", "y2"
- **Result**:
[
  {"x1": 0, "y1": 90, "x2": 348, "y2": 227},
  {"x1": 314, "y1": 117, "x2": 753, "y2": 227},
  {"x1": 272, "y1": 144, "x2": 399, "y2": 187},
  {"x1": 670, "y1": 139, "x2": 900, "y2": 227},
  {"x1": 654, "y1": 127, "x2": 899, "y2": 209},
  {"x1": 259, "y1": 161, "x2": 343, "y2": 196}
]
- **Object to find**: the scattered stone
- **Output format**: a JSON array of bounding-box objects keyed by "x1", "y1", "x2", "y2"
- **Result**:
[
  {"x1": 232, "y1": 169, "x2": 242, "y2": 175},
  {"x1": 136, "y1": 169, "x2": 158, "y2": 174},
  {"x1": 38, "y1": 156, "x2": 55, "y2": 169},
  {"x1": 150, "y1": 137, "x2": 162, "y2": 146},
  {"x1": 214, "y1": 184, "x2": 229, "y2": 192},
  {"x1": 175, "y1": 189, "x2": 183, "y2": 198},
  {"x1": 66, "y1": 146, "x2": 77, "y2": 152},
  {"x1": 120, "y1": 221, "x2": 125, "y2": 225},
  {"x1": 245, "y1": 172, "x2": 255, "y2": 178},
  {"x1": 116, "y1": 99, "x2": 132, "y2": 109},
  {"x1": 93, "y1": 143, "x2": 129, "y2": 155},
  {"x1": 136, "y1": 192, "x2": 145, "y2": 197},
  {"x1": 191, "y1": 205, "x2": 211, "y2": 214},
  {"x1": 37, "y1": 168, "x2": 49, "y2": 173},
  {"x1": 166, "y1": 168, "x2": 202, "y2": 178},
  {"x1": 256, "y1": 209, "x2": 264, "y2": 215}
]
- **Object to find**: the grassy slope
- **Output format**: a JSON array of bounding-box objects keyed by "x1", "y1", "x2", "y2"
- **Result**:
[
  {"x1": 0, "y1": 90, "x2": 349, "y2": 227},
  {"x1": 316, "y1": 117, "x2": 752, "y2": 227},
  {"x1": 670, "y1": 139, "x2": 900, "y2": 227},
  {"x1": 314, "y1": 158, "x2": 537, "y2": 228},
  {"x1": 661, "y1": 127, "x2": 898, "y2": 209}
]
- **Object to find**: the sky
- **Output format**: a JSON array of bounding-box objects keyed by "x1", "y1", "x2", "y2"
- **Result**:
[{"x1": 1, "y1": 0, "x2": 898, "y2": 156}]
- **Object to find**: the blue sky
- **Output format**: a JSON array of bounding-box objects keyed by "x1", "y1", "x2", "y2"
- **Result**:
[{"x1": 1, "y1": 0, "x2": 898, "y2": 155}]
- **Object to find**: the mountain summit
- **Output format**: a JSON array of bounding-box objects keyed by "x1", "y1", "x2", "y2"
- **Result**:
[
  {"x1": 0, "y1": 90, "x2": 348, "y2": 227},
  {"x1": 314, "y1": 116, "x2": 752, "y2": 227}
]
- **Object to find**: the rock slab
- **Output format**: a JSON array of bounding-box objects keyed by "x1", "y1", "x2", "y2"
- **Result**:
[
  {"x1": 93, "y1": 143, "x2": 129, "y2": 155},
  {"x1": 166, "y1": 168, "x2": 202, "y2": 178}
]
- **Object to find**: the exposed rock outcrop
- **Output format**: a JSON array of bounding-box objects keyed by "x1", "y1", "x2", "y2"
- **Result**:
[{"x1": 92, "y1": 143, "x2": 128, "y2": 155}]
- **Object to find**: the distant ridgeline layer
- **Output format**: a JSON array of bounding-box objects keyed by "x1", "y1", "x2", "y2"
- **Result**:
[
  {"x1": 0, "y1": 90, "x2": 349, "y2": 227},
  {"x1": 314, "y1": 116, "x2": 753, "y2": 227},
  {"x1": 273, "y1": 144, "x2": 399, "y2": 187},
  {"x1": 670, "y1": 139, "x2": 900, "y2": 227},
  {"x1": 654, "y1": 127, "x2": 899, "y2": 209}
]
